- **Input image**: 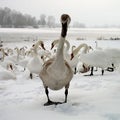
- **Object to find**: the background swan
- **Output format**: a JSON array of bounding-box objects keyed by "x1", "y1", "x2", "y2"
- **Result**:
[
  {"x1": 0, "y1": 65, "x2": 16, "y2": 80},
  {"x1": 70, "y1": 43, "x2": 91, "y2": 73},
  {"x1": 71, "y1": 46, "x2": 114, "y2": 75},
  {"x1": 27, "y1": 40, "x2": 45, "y2": 79},
  {"x1": 39, "y1": 14, "x2": 73, "y2": 106},
  {"x1": 51, "y1": 39, "x2": 79, "y2": 74}
]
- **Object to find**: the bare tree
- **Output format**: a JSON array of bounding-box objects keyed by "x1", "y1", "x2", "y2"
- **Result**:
[
  {"x1": 47, "y1": 16, "x2": 55, "y2": 28},
  {"x1": 38, "y1": 14, "x2": 46, "y2": 26}
]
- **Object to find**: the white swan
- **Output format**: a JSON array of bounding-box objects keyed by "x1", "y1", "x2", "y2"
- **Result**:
[
  {"x1": 26, "y1": 40, "x2": 45, "y2": 79},
  {"x1": 70, "y1": 43, "x2": 91, "y2": 73},
  {"x1": 51, "y1": 39, "x2": 79, "y2": 74},
  {"x1": 0, "y1": 48, "x2": 17, "y2": 70},
  {"x1": 0, "y1": 48, "x2": 5, "y2": 61},
  {"x1": 39, "y1": 14, "x2": 73, "y2": 106},
  {"x1": 71, "y1": 46, "x2": 114, "y2": 75},
  {"x1": 0, "y1": 65, "x2": 16, "y2": 80}
]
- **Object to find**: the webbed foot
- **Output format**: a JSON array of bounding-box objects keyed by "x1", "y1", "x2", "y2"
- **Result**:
[{"x1": 44, "y1": 100, "x2": 62, "y2": 106}]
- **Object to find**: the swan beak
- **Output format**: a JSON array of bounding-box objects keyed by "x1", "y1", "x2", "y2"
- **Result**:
[
  {"x1": 70, "y1": 53, "x2": 74, "y2": 60},
  {"x1": 51, "y1": 43, "x2": 54, "y2": 50},
  {"x1": 9, "y1": 64, "x2": 13, "y2": 70},
  {"x1": 5, "y1": 52, "x2": 8, "y2": 56},
  {"x1": 41, "y1": 43, "x2": 46, "y2": 50}
]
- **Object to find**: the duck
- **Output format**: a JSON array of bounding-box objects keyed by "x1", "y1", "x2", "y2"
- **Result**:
[{"x1": 39, "y1": 14, "x2": 73, "y2": 106}]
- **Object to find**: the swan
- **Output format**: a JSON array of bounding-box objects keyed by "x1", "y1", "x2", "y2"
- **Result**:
[
  {"x1": 26, "y1": 40, "x2": 45, "y2": 79},
  {"x1": 0, "y1": 48, "x2": 5, "y2": 61},
  {"x1": 70, "y1": 43, "x2": 91, "y2": 73},
  {"x1": 51, "y1": 39, "x2": 79, "y2": 74},
  {"x1": 3, "y1": 47, "x2": 22, "y2": 64},
  {"x1": 0, "y1": 65, "x2": 16, "y2": 80},
  {"x1": 71, "y1": 46, "x2": 114, "y2": 75},
  {"x1": 0, "y1": 48, "x2": 17, "y2": 70},
  {"x1": 39, "y1": 14, "x2": 73, "y2": 106}
]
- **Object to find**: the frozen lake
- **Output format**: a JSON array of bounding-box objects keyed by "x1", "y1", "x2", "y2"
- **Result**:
[{"x1": 0, "y1": 28, "x2": 120, "y2": 43}]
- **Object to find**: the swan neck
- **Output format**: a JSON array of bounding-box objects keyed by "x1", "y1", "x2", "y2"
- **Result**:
[
  {"x1": 55, "y1": 37, "x2": 65, "y2": 59},
  {"x1": 64, "y1": 40, "x2": 70, "y2": 53},
  {"x1": 0, "y1": 48, "x2": 5, "y2": 61},
  {"x1": 73, "y1": 44, "x2": 88, "y2": 55},
  {"x1": 61, "y1": 22, "x2": 68, "y2": 37},
  {"x1": 33, "y1": 42, "x2": 40, "y2": 54}
]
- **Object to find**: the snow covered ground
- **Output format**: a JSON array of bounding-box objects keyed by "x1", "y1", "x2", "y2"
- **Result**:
[{"x1": 0, "y1": 28, "x2": 120, "y2": 120}]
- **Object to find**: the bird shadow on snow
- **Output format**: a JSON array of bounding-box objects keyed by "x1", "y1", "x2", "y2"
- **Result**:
[{"x1": 33, "y1": 93, "x2": 95, "y2": 116}]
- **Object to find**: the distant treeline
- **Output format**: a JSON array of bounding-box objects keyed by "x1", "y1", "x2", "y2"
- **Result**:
[
  {"x1": 0, "y1": 7, "x2": 59, "y2": 28},
  {"x1": 0, "y1": 7, "x2": 87, "y2": 28}
]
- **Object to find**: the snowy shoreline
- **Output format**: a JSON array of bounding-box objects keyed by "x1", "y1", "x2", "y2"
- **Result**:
[{"x1": 0, "y1": 28, "x2": 120, "y2": 120}]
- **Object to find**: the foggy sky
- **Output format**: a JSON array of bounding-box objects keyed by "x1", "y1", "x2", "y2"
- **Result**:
[{"x1": 0, "y1": 0, "x2": 120, "y2": 27}]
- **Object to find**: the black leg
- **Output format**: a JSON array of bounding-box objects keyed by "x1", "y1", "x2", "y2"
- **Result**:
[
  {"x1": 64, "y1": 88, "x2": 68, "y2": 103},
  {"x1": 90, "y1": 67, "x2": 94, "y2": 76},
  {"x1": 74, "y1": 67, "x2": 77, "y2": 74},
  {"x1": 45, "y1": 86, "x2": 50, "y2": 102},
  {"x1": 44, "y1": 87, "x2": 52, "y2": 106},
  {"x1": 30, "y1": 73, "x2": 32, "y2": 79},
  {"x1": 102, "y1": 69, "x2": 104, "y2": 75},
  {"x1": 44, "y1": 87, "x2": 60, "y2": 106}
]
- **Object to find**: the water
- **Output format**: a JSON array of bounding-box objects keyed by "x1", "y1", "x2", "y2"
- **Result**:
[{"x1": 0, "y1": 28, "x2": 120, "y2": 43}]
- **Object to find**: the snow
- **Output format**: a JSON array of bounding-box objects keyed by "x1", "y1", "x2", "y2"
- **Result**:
[{"x1": 0, "y1": 28, "x2": 120, "y2": 120}]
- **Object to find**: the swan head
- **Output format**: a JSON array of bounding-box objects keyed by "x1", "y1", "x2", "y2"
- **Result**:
[
  {"x1": 61, "y1": 14, "x2": 71, "y2": 25},
  {"x1": 34, "y1": 40, "x2": 46, "y2": 50},
  {"x1": 70, "y1": 49, "x2": 77, "y2": 60},
  {"x1": 88, "y1": 46, "x2": 93, "y2": 51},
  {"x1": 80, "y1": 64, "x2": 90, "y2": 73},
  {"x1": 51, "y1": 39, "x2": 59, "y2": 50},
  {"x1": 61, "y1": 14, "x2": 71, "y2": 37}
]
